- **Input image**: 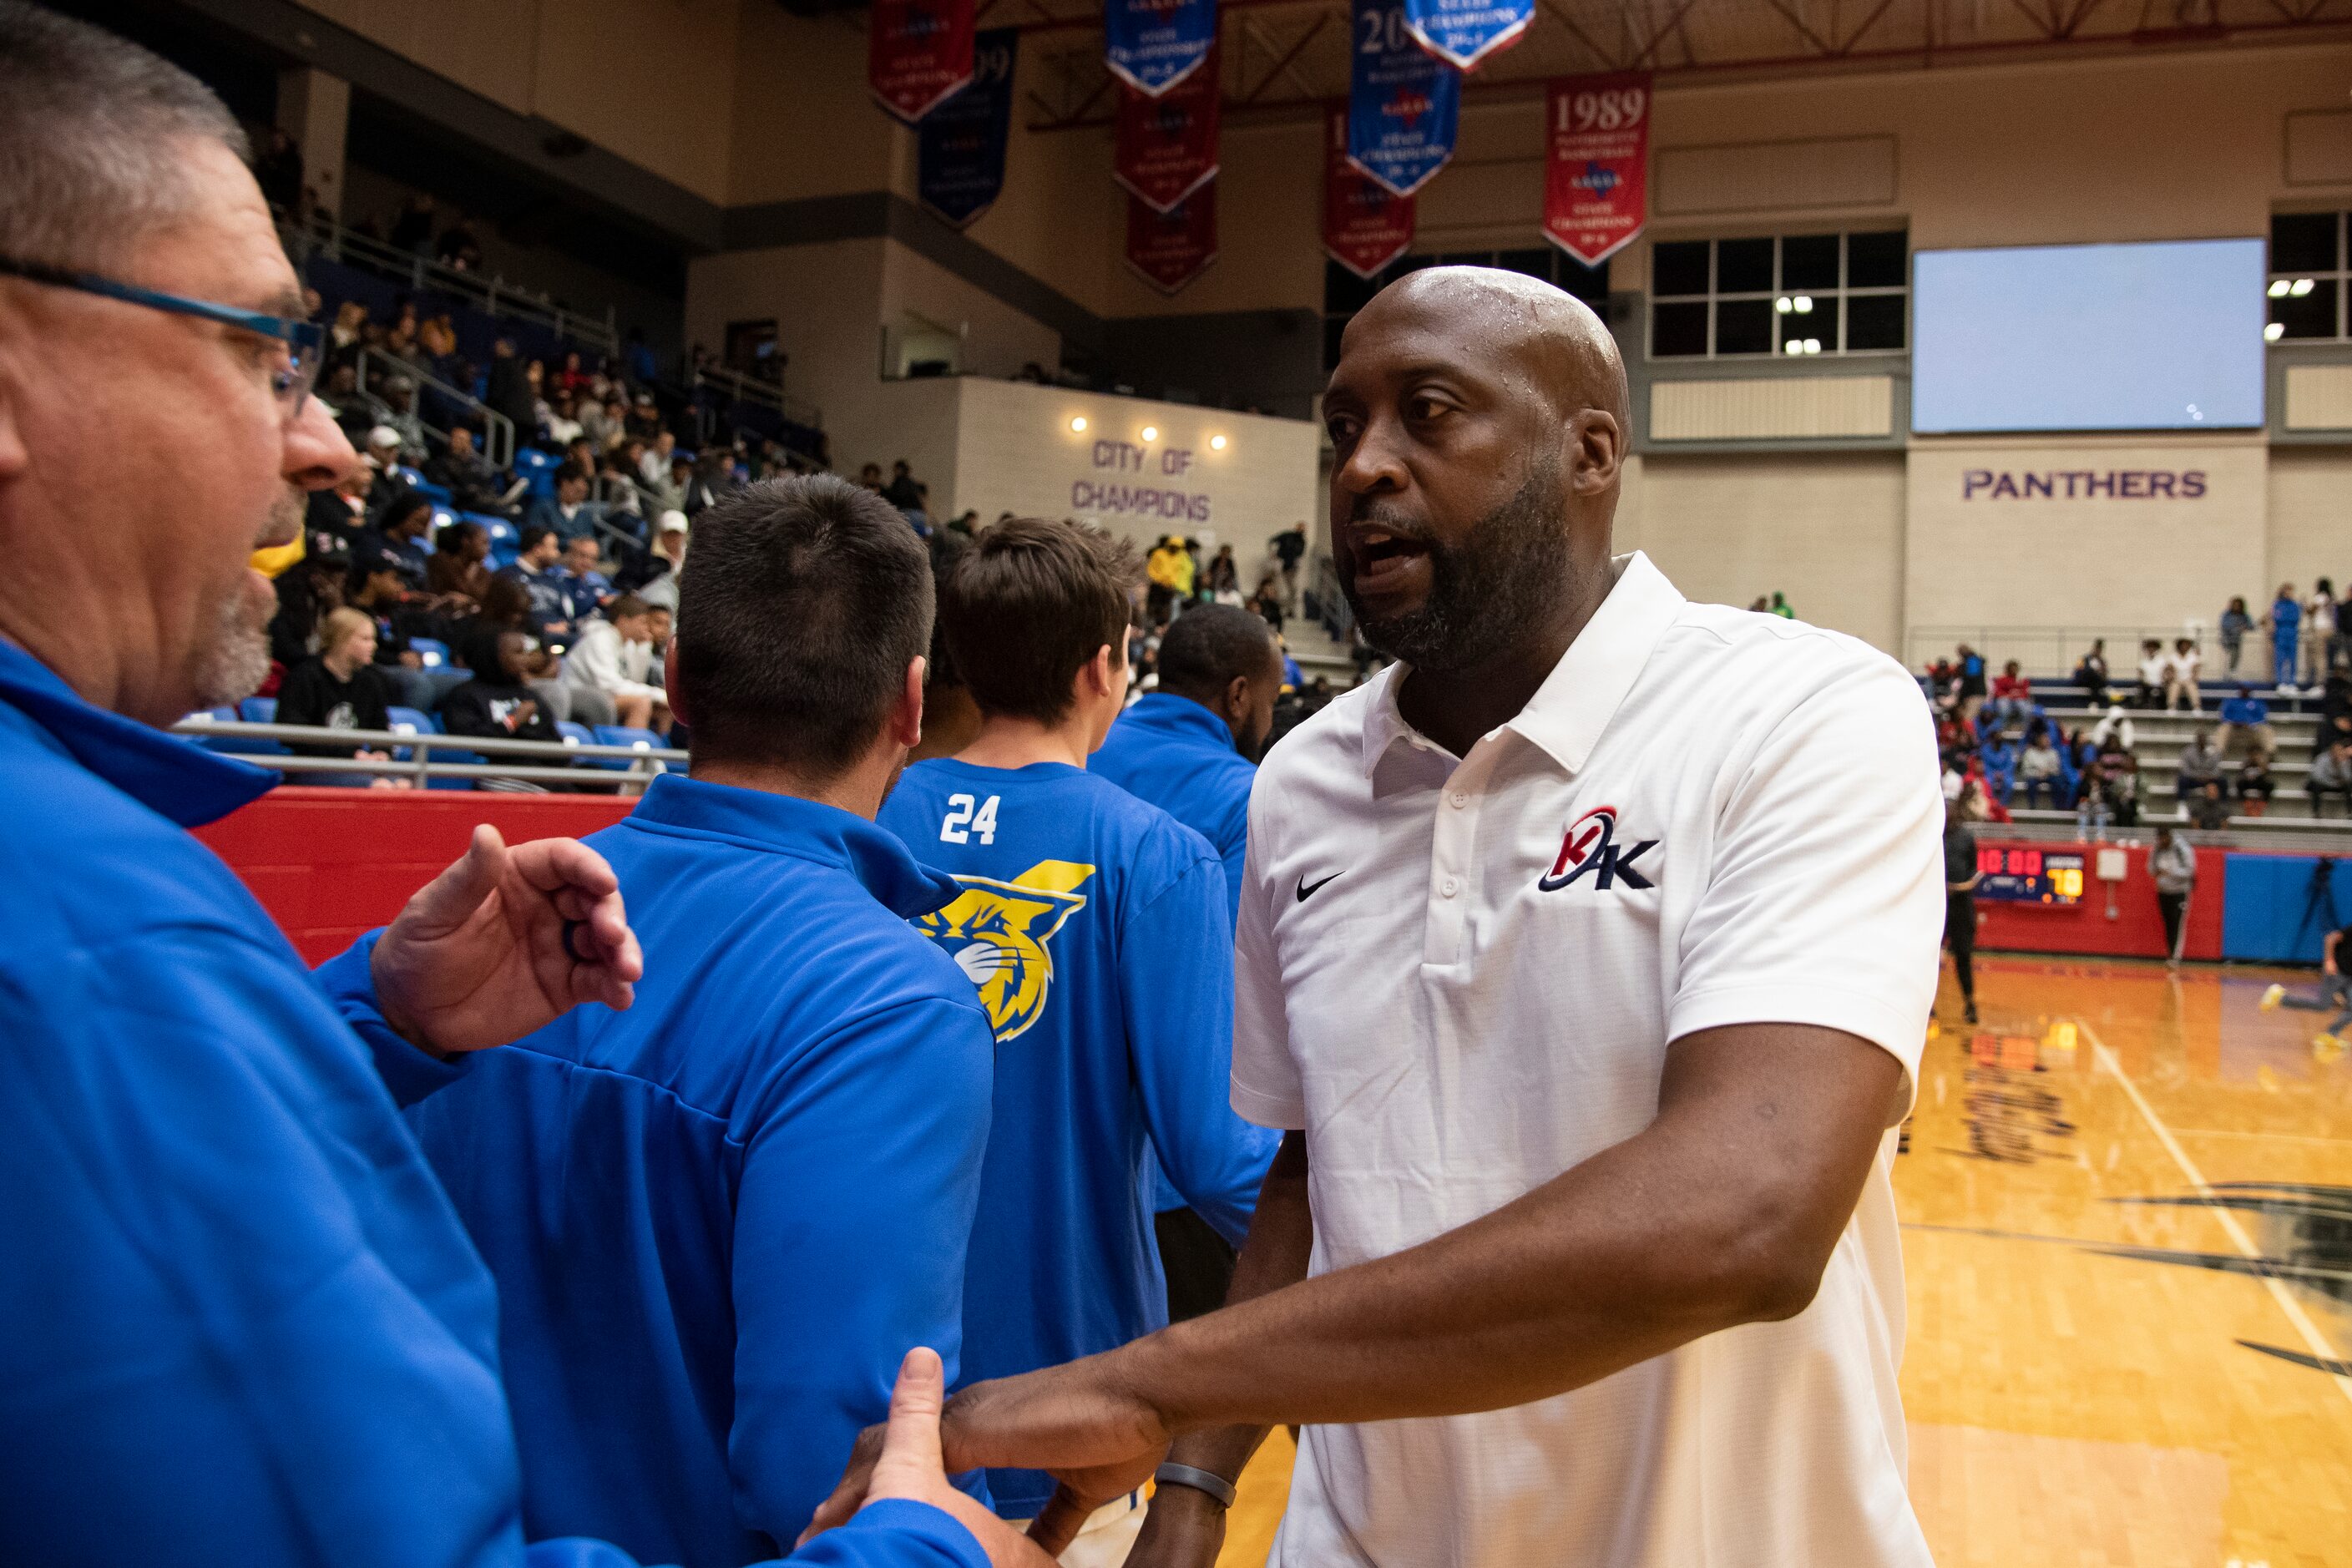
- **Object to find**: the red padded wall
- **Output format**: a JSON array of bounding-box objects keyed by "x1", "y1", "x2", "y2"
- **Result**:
[
  {"x1": 1970, "y1": 839, "x2": 2225, "y2": 962},
  {"x1": 194, "y1": 787, "x2": 637, "y2": 964}
]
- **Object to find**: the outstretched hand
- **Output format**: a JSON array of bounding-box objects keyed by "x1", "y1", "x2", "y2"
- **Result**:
[
  {"x1": 370, "y1": 824, "x2": 643, "y2": 1055},
  {"x1": 802, "y1": 1355, "x2": 1171, "y2": 1558},
  {"x1": 846, "y1": 1348, "x2": 1060, "y2": 1568}
]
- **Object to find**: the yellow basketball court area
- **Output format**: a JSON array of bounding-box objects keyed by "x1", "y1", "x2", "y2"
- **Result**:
[{"x1": 1214, "y1": 959, "x2": 2352, "y2": 1568}]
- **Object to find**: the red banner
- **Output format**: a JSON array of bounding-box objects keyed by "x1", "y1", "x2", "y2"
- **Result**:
[
  {"x1": 1543, "y1": 72, "x2": 1651, "y2": 266},
  {"x1": 1115, "y1": 44, "x2": 1220, "y2": 214},
  {"x1": 870, "y1": 0, "x2": 976, "y2": 124},
  {"x1": 1322, "y1": 102, "x2": 1413, "y2": 281},
  {"x1": 1125, "y1": 189, "x2": 1217, "y2": 295}
]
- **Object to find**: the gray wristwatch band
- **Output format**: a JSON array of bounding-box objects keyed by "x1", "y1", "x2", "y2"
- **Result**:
[{"x1": 1153, "y1": 1462, "x2": 1238, "y2": 1510}]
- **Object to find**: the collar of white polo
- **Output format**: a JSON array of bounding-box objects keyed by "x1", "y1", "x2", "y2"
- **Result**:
[{"x1": 1357, "y1": 550, "x2": 1686, "y2": 780}]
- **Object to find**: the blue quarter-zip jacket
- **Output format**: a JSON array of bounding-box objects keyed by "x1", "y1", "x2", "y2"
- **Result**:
[
  {"x1": 407, "y1": 775, "x2": 999, "y2": 1565},
  {"x1": 0, "y1": 638, "x2": 986, "y2": 1568},
  {"x1": 878, "y1": 758, "x2": 1264, "y2": 1516},
  {"x1": 1090, "y1": 694, "x2": 1282, "y2": 1215}
]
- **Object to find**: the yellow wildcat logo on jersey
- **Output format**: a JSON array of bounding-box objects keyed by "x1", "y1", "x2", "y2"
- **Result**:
[{"x1": 916, "y1": 859, "x2": 1095, "y2": 1042}]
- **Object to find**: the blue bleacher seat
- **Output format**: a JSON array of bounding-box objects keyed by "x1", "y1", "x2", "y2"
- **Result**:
[
  {"x1": 427, "y1": 747, "x2": 485, "y2": 790},
  {"x1": 557, "y1": 721, "x2": 595, "y2": 749},
  {"x1": 514, "y1": 448, "x2": 559, "y2": 499},
  {"x1": 412, "y1": 479, "x2": 453, "y2": 507},
  {"x1": 384, "y1": 706, "x2": 436, "y2": 763},
  {"x1": 188, "y1": 705, "x2": 249, "y2": 754},
  {"x1": 585, "y1": 724, "x2": 665, "y2": 771},
  {"x1": 238, "y1": 697, "x2": 276, "y2": 723},
  {"x1": 407, "y1": 638, "x2": 452, "y2": 670}
]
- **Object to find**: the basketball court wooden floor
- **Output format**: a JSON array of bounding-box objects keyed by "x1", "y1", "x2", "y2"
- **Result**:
[{"x1": 1211, "y1": 958, "x2": 2352, "y2": 1567}]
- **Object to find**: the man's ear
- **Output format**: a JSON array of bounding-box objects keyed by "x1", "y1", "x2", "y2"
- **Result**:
[
  {"x1": 1084, "y1": 643, "x2": 1117, "y2": 701},
  {"x1": 660, "y1": 640, "x2": 689, "y2": 728},
  {"x1": 889, "y1": 656, "x2": 927, "y2": 750},
  {"x1": 1222, "y1": 672, "x2": 1252, "y2": 724}
]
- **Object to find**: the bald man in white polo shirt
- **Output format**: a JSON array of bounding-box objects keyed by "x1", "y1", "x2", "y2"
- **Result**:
[{"x1": 808, "y1": 267, "x2": 1943, "y2": 1568}]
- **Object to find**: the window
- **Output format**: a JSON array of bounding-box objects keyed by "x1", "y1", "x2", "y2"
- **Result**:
[
  {"x1": 1323, "y1": 248, "x2": 1608, "y2": 371},
  {"x1": 1648, "y1": 229, "x2": 1908, "y2": 359},
  {"x1": 2269, "y1": 211, "x2": 2347, "y2": 341}
]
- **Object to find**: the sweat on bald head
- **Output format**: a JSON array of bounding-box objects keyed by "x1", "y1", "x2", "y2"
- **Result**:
[
  {"x1": 1363, "y1": 266, "x2": 1630, "y2": 429},
  {"x1": 0, "y1": 3, "x2": 248, "y2": 273}
]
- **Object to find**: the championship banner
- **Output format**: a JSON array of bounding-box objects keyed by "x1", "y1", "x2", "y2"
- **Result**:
[
  {"x1": 1105, "y1": 0, "x2": 1218, "y2": 97},
  {"x1": 918, "y1": 28, "x2": 1019, "y2": 228},
  {"x1": 1115, "y1": 44, "x2": 1220, "y2": 214},
  {"x1": 1348, "y1": 0, "x2": 1460, "y2": 199},
  {"x1": 870, "y1": 0, "x2": 976, "y2": 124},
  {"x1": 1543, "y1": 72, "x2": 1651, "y2": 266},
  {"x1": 1402, "y1": 0, "x2": 1531, "y2": 73},
  {"x1": 1125, "y1": 188, "x2": 1217, "y2": 295},
  {"x1": 1323, "y1": 102, "x2": 1413, "y2": 279}
]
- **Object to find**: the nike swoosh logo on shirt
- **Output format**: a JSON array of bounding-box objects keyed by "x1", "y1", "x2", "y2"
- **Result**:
[{"x1": 1296, "y1": 873, "x2": 1339, "y2": 903}]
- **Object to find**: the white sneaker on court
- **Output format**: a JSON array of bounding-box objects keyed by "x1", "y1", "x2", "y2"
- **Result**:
[{"x1": 2260, "y1": 984, "x2": 2284, "y2": 1013}]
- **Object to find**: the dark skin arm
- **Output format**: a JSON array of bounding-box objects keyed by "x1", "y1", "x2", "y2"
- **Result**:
[{"x1": 806, "y1": 1023, "x2": 1905, "y2": 1554}]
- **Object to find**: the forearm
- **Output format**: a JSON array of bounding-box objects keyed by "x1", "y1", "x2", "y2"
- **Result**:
[
  {"x1": 1161, "y1": 1132, "x2": 1313, "y2": 1480},
  {"x1": 1104, "y1": 1033, "x2": 1895, "y2": 1436}
]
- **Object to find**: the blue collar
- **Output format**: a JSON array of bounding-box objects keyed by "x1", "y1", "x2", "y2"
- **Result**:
[
  {"x1": 625, "y1": 772, "x2": 960, "y2": 918},
  {"x1": 1124, "y1": 691, "x2": 1239, "y2": 752},
  {"x1": 0, "y1": 639, "x2": 279, "y2": 828}
]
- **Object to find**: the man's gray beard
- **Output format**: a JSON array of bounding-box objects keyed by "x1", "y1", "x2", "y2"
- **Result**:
[
  {"x1": 1346, "y1": 459, "x2": 1575, "y2": 675},
  {"x1": 189, "y1": 572, "x2": 275, "y2": 710}
]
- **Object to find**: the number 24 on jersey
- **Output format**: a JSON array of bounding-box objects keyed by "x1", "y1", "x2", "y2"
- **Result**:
[{"x1": 939, "y1": 793, "x2": 1000, "y2": 845}]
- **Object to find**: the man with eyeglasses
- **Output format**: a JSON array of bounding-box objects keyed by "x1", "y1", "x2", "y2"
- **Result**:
[{"x1": 0, "y1": 9, "x2": 1040, "y2": 1568}]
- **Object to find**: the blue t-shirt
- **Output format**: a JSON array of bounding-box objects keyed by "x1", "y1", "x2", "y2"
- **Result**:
[
  {"x1": 1090, "y1": 695, "x2": 1282, "y2": 1212},
  {"x1": 2275, "y1": 598, "x2": 2303, "y2": 639},
  {"x1": 0, "y1": 640, "x2": 990, "y2": 1568},
  {"x1": 878, "y1": 758, "x2": 1265, "y2": 1516},
  {"x1": 408, "y1": 775, "x2": 997, "y2": 1566}
]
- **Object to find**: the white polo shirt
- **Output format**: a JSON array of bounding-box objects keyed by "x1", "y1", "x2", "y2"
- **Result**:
[{"x1": 1232, "y1": 551, "x2": 1942, "y2": 1568}]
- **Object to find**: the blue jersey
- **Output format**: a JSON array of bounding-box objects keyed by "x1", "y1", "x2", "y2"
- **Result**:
[
  {"x1": 879, "y1": 759, "x2": 1264, "y2": 1517},
  {"x1": 1091, "y1": 695, "x2": 1282, "y2": 1212},
  {"x1": 0, "y1": 639, "x2": 989, "y2": 1568},
  {"x1": 408, "y1": 774, "x2": 997, "y2": 1565}
]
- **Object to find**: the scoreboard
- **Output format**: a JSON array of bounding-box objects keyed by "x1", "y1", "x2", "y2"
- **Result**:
[{"x1": 1975, "y1": 846, "x2": 2084, "y2": 904}]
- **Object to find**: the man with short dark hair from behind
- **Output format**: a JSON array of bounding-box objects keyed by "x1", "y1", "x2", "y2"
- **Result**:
[
  {"x1": 407, "y1": 475, "x2": 1007, "y2": 1566},
  {"x1": 1091, "y1": 602, "x2": 1287, "y2": 1323},
  {"x1": 876, "y1": 518, "x2": 1273, "y2": 1565}
]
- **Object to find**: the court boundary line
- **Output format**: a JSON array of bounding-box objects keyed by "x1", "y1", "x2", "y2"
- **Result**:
[{"x1": 2075, "y1": 1014, "x2": 2352, "y2": 1414}]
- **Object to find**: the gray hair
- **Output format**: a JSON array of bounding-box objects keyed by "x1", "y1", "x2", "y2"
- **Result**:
[{"x1": 0, "y1": 3, "x2": 247, "y2": 273}]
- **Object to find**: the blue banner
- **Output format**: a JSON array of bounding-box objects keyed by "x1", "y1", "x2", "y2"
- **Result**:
[
  {"x1": 1348, "y1": 0, "x2": 1460, "y2": 199},
  {"x1": 1105, "y1": 0, "x2": 1217, "y2": 97},
  {"x1": 918, "y1": 28, "x2": 1019, "y2": 228},
  {"x1": 1402, "y1": 0, "x2": 1530, "y2": 73}
]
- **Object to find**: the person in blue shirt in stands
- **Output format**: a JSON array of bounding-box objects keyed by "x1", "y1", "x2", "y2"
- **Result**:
[
  {"x1": 502, "y1": 524, "x2": 580, "y2": 647},
  {"x1": 1090, "y1": 603, "x2": 1287, "y2": 1322},
  {"x1": 0, "y1": 12, "x2": 1043, "y2": 1566},
  {"x1": 878, "y1": 518, "x2": 1272, "y2": 1565},
  {"x1": 408, "y1": 475, "x2": 1001, "y2": 1566}
]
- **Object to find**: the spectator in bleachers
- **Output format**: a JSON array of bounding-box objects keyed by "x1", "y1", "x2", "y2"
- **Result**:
[
  {"x1": 555, "y1": 349, "x2": 592, "y2": 400},
  {"x1": 485, "y1": 336, "x2": 535, "y2": 433},
  {"x1": 426, "y1": 424, "x2": 503, "y2": 513},
  {"x1": 639, "y1": 429, "x2": 680, "y2": 488},
  {"x1": 2073, "y1": 638, "x2": 2112, "y2": 702},
  {"x1": 275, "y1": 608, "x2": 405, "y2": 788},
  {"x1": 1985, "y1": 660, "x2": 2033, "y2": 730},
  {"x1": 1146, "y1": 534, "x2": 1194, "y2": 624},
  {"x1": 883, "y1": 459, "x2": 924, "y2": 512},
  {"x1": 2306, "y1": 579, "x2": 2338, "y2": 687},
  {"x1": 683, "y1": 452, "x2": 731, "y2": 517},
  {"x1": 361, "y1": 491, "x2": 434, "y2": 591},
  {"x1": 560, "y1": 594, "x2": 666, "y2": 732},
  {"x1": 2174, "y1": 728, "x2": 2223, "y2": 798},
  {"x1": 326, "y1": 299, "x2": 367, "y2": 366},
  {"x1": 440, "y1": 631, "x2": 559, "y2": 746},
  {"x1": 2313, "y1": 739, "x2": 2352, "y2": 818},
  {"x1": 2268, "y1": 583, "x2": 2301, "y2": 688},
  {"x1": 1977, "y1": 726, "x2": 2016, "y2": 802},
  {"x1": 269, "y1": 548, "x2": 345, "y2": 675},
  {"x1": 524, "y1": 461, "x2": 597, "y2": 543},
  {"x1": 499, "y1": 526, "x2": 577, "y2": 649},
  {"x1": 433, "y1": 212, "x2": 483, "y2": 272},
  {"x1": 2099, "y1": 742, "x2": 2143, "y2": 828},
  {"x1": 2238, "y1": 749, "x2": 2275, "y2": 816},
  {"x1": 2218, "y1": 596, "x2": 2252, "y2": 675},
  {"x1": 2183, "y1": 779, "x2": 2230, "y2": 832},
  {"x1": 378, "y1": 375, "x2": 427, "y2": 462},
  {"x1": 1951, "y1": 642, "x2": 1986, "y2": 722},
  {"x1": 361, "y1": 426, "x2": 412, "y2": 512},
  {"x1": 389, "y1": 191, "x2": 437, "y2": 254},
  {"x1": 559, "y1": 534, "x2": 612, "y2": 614},
  {"x1": 428, "y1": 519, "x2": 493, "y2": 604},
  {"x1": 2016, "y1": 726, "x2": 2063, "y2": 809},
  {"x1": 627, "y1": 390, "x2": 663, "y2": 442},
  {"x1": 2162, "y1": 635, "x2": 2203, "y2": 711},
  {"x1": 539, "y1": 390, "x2": 582, "y2": 447},
  {"x1": 618, "y1": 512, "x2": 688, "y2": 609},
  {"x1": 2134, "y1": 638, "x2": 2168, "y2": 708},
  {"x1": 2218, "y1": 684, "x2": 2276, "y2": 758},
  {"x1": 307, "y1": 464, "x2": 371, "y2": 558}
]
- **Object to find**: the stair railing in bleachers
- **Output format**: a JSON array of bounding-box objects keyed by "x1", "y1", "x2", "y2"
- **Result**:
[
  {"x1": 352, "y1": 347, "x2": 518, "y2": 471},
  {"x1": 1906, "y1": 622, "x2": 2324, "y2": 685},
  {"x1": 690, "y1": 362, "x2": 824, "y2": 432},
  {"x1": 279, "y1": 208, "x2": 621, "y2": 363}
]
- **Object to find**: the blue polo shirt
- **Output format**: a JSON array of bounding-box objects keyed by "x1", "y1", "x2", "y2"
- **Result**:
[
  {"x1": 408, "y1": 774, "x2": 998, "y2": 1565},
  {"x1": 1090, "y1": 694, "x2": 1282, "y2": 1214},
  {"x1": 0, "y1": 637, "x2": 987, "y2": 1568},
  {"x1": 878, "y1": 759, "x2": 1266, "y2": 1517}
]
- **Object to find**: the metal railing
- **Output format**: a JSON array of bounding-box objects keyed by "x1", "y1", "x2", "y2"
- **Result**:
[
  {"x1": 690, "y1": 362, "x2": 823, "y2": 431},
  {"x1": 1991, "y1": 812, "x2": 2352, "y2": 853},
  {"x1": 174, "y1": 718, "x2": 683, "y2": 790},
  {"x1": 353, "y1": 347, "x2": 517, "y2": 471},
  {"x1": 1905, "y1": 623, "x2": 2336, "y2": 683},
  {"x1": 279, "y1": 208, "x2": 620, "y2": 361}
]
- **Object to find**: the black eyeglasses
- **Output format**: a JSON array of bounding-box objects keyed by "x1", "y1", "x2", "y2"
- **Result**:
[{"x1": 0, "y1": 253, "x2": 324, "y2": 417}]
